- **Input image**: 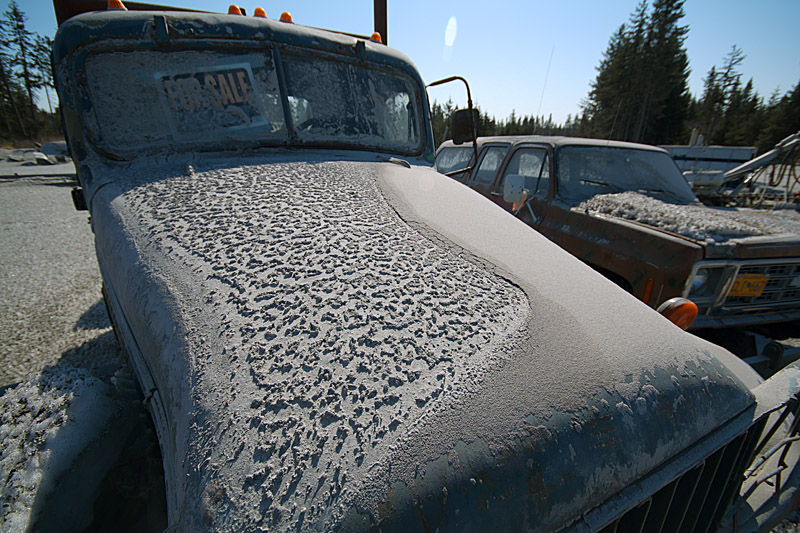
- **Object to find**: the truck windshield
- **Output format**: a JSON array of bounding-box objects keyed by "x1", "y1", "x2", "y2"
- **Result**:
[
  {"x1": 82, "y1": 47, "x2": 423, "y2": 157},
  {"x1": 282, "y1": 53, "x2": 420, "y2": 151},
  {"x1": 556, "y1": 146, "x2": 697, "y2": 204},
  {"x1": 434, "y1": 146, "x2": 472, "y2": 175}
]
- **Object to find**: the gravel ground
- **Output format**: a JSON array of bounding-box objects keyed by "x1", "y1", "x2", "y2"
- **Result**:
[
  {"x1": 0, "y1": 178, "x2": 166, "y2": 532},
  {"x1": 0, "y1": 177, "x2": 118, "y2": 387}
]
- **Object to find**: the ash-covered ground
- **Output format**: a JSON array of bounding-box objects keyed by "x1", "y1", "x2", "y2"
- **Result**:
[
  {"x1": 0, "y1": 177, "x2": 165, "y2": 532},
  {"x1": 0, "y1": 177, "x2": 115, "y2": 386}
]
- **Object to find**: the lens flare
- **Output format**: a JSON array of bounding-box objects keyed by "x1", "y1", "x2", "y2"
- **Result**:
[{"x1": 445, "y1": 17, "x2": 457, "y2": 47}]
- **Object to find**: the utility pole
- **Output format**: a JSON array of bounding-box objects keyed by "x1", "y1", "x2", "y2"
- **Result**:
[{"x1": 373, "y1": 0, "x2": 387, "y2": 45}]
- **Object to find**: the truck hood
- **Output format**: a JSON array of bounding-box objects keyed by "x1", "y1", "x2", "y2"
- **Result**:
[
  {"x1": 577, "y1": 191, "x2": 800, "y2": 258},
  {"x1": 92, "y1": 154, "x2": 758, "y2": 531}
]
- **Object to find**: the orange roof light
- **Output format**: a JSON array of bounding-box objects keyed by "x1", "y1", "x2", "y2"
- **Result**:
[
  {"x1": 253, "y1": 7, "x2": 267, "y2": 18},
  {"x1": 228, "y1": 4, "x2": 243, "y2": 15},
  {"x1": 280, "y1": 11, "x2": 293, "y2": 23},
  {"x1": 370, "y1": 31, "x2": 383, "y2": 44},
  {"x1": 107, "y1": 0, "x2": 128, "y2": 10},
  {"x1": 657, "y1": 297, "x2": 698, "y2": 330}
]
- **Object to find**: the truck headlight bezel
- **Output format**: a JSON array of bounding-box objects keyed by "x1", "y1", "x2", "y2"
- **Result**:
[{"x1": 684, "y1": 262, "x2": 738, "y2": 305}]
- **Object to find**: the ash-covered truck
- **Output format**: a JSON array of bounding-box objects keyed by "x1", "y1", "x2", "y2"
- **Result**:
[{"x1": 53, "y1": 2, "x2": 800, "y2": 531}]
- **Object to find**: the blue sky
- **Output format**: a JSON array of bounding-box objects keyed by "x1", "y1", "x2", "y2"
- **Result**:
[{"x1": 19, "y1": 0, "x2": 800, "y2": 131}]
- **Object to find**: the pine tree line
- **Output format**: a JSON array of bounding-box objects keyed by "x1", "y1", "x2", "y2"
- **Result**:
[
  {"x1": 689, "y1": 45, "x2": 800, "y2": 151},
  {"x1": 0, "y1": 1, "x2": 58, "y2": 143},
  {"x1": 433, "y1": 0, "x2": 798, "y2": 155},
  {"x1": 430, "y1": 100, "x2": 579, "y2": 149}
]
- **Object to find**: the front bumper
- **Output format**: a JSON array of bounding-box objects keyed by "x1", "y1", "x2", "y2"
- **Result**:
[{"x1": 692, "y1": 308, "x2": 800, "y2": 330}]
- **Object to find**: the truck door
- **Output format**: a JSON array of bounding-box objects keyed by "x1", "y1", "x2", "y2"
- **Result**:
[
  {"x1": 493, "y1": 146, "x2": 551, "y2": 230},
  {"x1": 467, "y1": 144, "x2": 509, "y2": 198}
]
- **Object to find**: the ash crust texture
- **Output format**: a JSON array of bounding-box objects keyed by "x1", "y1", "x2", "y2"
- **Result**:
[
  {"x1": 117, "y1": 159, "x2": 528, "y2": 530},
  {"x1": 578, "y1": 191, "x2": 800, "y2": 245}
]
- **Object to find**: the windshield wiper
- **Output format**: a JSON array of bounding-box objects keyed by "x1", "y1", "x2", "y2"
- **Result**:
[{"x1": 579, "y1": 179, "x2": 625, "y2": 193}]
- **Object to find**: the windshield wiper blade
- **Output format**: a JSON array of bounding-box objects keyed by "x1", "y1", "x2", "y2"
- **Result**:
[{"x1": 579, "y1": 179, "x2": 625, "y2": 193}]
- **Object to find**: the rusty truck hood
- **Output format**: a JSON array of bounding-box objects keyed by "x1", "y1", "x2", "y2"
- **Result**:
[
  {"x1": 89, "y1": 154, "x2": 758, "y2": 531},
  {"x1": 577, "y1": 191, "x2": 800, "y2": 259}
]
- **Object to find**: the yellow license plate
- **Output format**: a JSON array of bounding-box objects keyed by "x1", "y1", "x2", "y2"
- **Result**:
[{"x1": 729, "y1": 273, "x2": 769, "y2": 298}]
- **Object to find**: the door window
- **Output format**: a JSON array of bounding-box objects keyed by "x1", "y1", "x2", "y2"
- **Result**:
[
  {"x1": 500, "y1": 147, "x2": 549, "y2": 196},
  {"x1": 471, "y1": 146, "x2": 508, "y2": 185}
]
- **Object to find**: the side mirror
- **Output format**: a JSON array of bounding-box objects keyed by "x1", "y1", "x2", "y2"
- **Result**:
[
  {"x1": 452, "y1": 108, "x2": 477, "y2": 145},
  {"x1": 503, "y1": 174, "x2": 526, "y2": 203}
]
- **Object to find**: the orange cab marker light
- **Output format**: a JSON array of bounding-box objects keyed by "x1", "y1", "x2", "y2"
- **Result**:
[
  {"x1": 657, "y1": 297, "x2": 698, "y2": 330},
  {"x1": 253, "y1": 7, "x2": 267, "y2": 17},
  {"x1": 280, "y1": 11, "x2": 293, "y2": 23},
  {"x1": 107, "y1": 0, "x2": 128, "y2": 10},
  {"x1": 370, "y1": 31, "x2": 382, "y2": 44},
  {"x1": 228, "y1": 5, "x2": 243, "y2": 15}
]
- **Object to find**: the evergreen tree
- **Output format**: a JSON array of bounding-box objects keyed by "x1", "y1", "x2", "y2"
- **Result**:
[
  {"x1": 0, "y1": 9, "x2": 26, "y2": 137},
  {"x1": 581, "y1": 0, "x2": 690, "y2": 144},
  {"x1": 33, "y1": 35, "x2": 55, "y2": 114},
  {"x1": 4, "y1": 0, "x2": 38, "y2": 120},
  {"x1": 723, "y1": 78, "x2": 763, "y2": 146},
  {"x1": 0, "y1": 2, "x2": 63, "y2": 142},
  {"x1": 476, "y1": 105, "x2": 496, "y2": 137},
  {"x1": 429, "y1": 100, "x2": 575, "y2": 146},
  {"x1": 696, "y1": 65, "x2": 724, "y2": 141},
  {"x1": 691, "y1": 45, "x2": 767, "y2": 148},
  {"x1": 644, "y1": 0, "x2": 690, "y2": 144},
  {"x1": 756, "y1": 80, "x2": 800, "y2": 152},
  {"x1": 581, "y1": 23, "x2": 629, "y2": 139},
  {"x1": 430, "y1": 98, "x2": 455, "y2": 148}
]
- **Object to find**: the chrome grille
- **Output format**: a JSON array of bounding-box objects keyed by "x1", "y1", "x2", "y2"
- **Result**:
[
  {"x1": 598, "y1": 420, "x2": 765, "y2": 533},
  {"x1": 724, "y1": 261, "x2": 800, "y2": 310},
  {"x1": 597, "y1": 389, "x2": 800, "y2": 533}
]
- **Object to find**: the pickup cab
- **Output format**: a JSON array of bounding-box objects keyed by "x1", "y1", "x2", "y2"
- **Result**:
[
  {"x1": 54, "y1": 5, "x2": 800, "y2": 532},
  {"x1": 436, "y1": 136, "x2": 800, "y2": 331}
]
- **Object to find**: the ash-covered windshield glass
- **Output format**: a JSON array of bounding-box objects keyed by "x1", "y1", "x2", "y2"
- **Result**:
[
  {"x1": 81, "y1": 47, "x2": 424, "y2": 157},
  {"x1": 84, "y1": 49, "x2": 286, "y2": 154},
  {"x1": 556, "y1": 146, "x2": 697, "y2": 204},
  {"x1": 435, "y1": 146, "x2": 472, "y2": 174},
  {"x1": 281, "y1": 53, "x2": 421, "y2": 151}
]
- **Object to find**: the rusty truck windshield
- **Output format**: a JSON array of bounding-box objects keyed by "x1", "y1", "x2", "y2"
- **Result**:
[
  {"x1": 82, "y1": 47, "x2": 423, "y2": 157},
  {"x1": 556, "y1": 146, "x2": 697, "y2": 204}
]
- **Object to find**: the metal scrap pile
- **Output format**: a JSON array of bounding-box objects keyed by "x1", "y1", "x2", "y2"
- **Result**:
[{"x1": 709, "y1": 132, "x2": 800, "y2": 209}]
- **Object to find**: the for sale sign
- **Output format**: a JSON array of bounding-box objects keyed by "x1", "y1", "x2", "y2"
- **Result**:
[{"x1": 156, "y1": 62, "x2": 270, "y2": 138}]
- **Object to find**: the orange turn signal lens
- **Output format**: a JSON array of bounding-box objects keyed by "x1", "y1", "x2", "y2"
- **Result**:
[
  {"x1": 228, "y1": 4, "x2": 243, "y2": 15},
  {"x1": 511, "y1": 190, "x2": 528, "y2": 212},
  {"x1": 280, "y1": 11, "x2": 293, "y2": 23},
  {"x1": 253, "y1": 7, "x2": 267, "y2": 17},
  {"x1": 107, "y1": 0, "x2": 127, "y2": 10},
  {"x1": 657, "y1": 297, "x2": 698, "y2": 330},
  {"x1": 370, "y1": 31, "x2": 383, "y2": 43}
]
